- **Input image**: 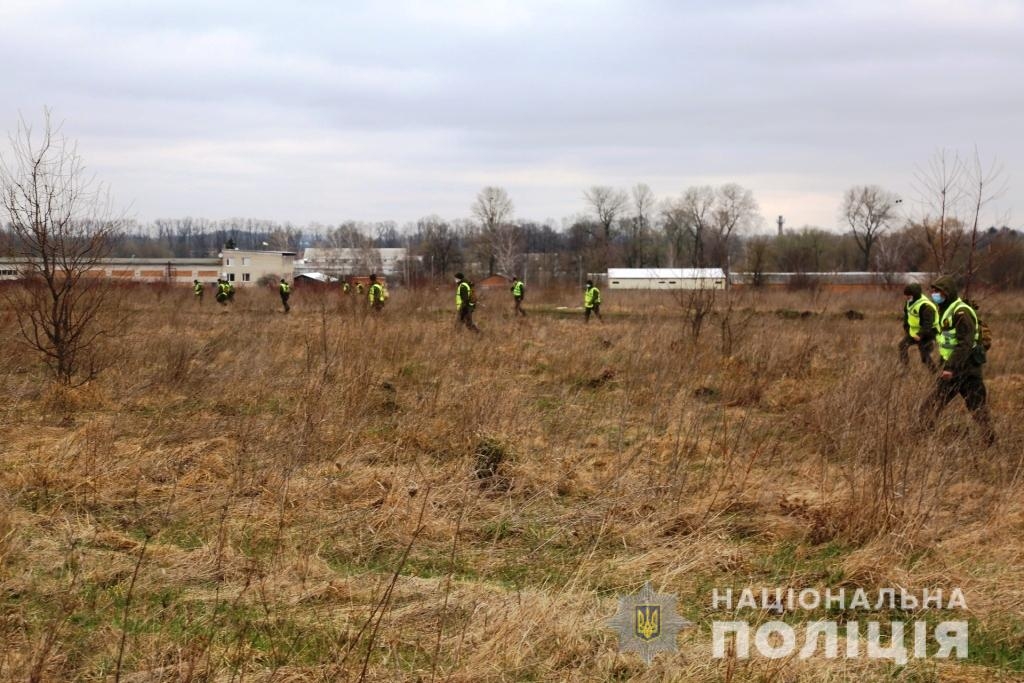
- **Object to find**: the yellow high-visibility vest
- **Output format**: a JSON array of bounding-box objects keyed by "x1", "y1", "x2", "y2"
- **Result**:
[
  {"x1": 369, "y1": 282, "x2": 383, "y2": 304},
  {"x1": 938, "y1": 299, "x2": 979, "y2": 361},
  {"x1": 906, "y1": 296, "x2": 938, "y2": 338},
  {"x1": 456, "y1": 281, "x2": 472, "y2": 309}
]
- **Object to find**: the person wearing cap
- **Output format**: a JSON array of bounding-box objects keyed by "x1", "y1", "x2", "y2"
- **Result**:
[
  {"x1": 279, "y1": 278, "x2": 291, "y2": 313},
  {"x1": 584, "y1": 279, "x2": 602, "y2": 323},
  {"x1": 898, "y1": 282, "x2": 938, "y2": 370},
  {"x1": 919, "y1": 275, "x2": 995, "y2": 446},
  {"x1": 510, "y1": 276, "x2": 526, "y2": 317},
  {"x1": 454, "y1": 272, "x2": 480, "y2": 332}
]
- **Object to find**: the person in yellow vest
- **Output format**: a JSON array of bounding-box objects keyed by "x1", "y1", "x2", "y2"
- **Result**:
[
  {"x1": 510, "y1": 276, "x2": 526, "y2": 317},
  {"x1": 368, "y1": 273, "x2": 385, "y2": 312},
  {"x1": 455, "y1": 272, "x2": 480, "y2": 332},
  {"x1": 216, "y1": 278, "x2": 230, "y2": 305},
  {"x1": 193, "y1": 279, "x2": 204, "y2": 304},
  {"x1": 584, "y1": 280, "x2": 602, "y2": 323},
  {"x1": 919, "y1": 275, "x2": 995, "y2": 446},
  {"x1": 342, "y1": 281, "x2": 351, "y2": 295},
  {"x1": 279, "y1": 278, "x2": 291, "y2": 313},
  {"x1": 898, "y1": 283, "x2": 937, "y2": 370}
]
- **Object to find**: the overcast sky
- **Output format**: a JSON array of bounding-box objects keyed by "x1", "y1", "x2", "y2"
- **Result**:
[{"x1": 1, "y1": 0, "x2": 1021, "y2": 233}]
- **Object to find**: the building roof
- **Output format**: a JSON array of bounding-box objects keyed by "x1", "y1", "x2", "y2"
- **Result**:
[
  {"x1": 294, "y1": 272, "x2": 331, "y2": 282},
  {"x1": 730, "y1": 271, "x2": 935, "y2": 285},
  {"x1": 0, "y1": 256, "x2": 221, "y2": 266},
  {"x1": 607, "y1": 268, "x2": 726, "y2": 279},
  {"x1": 220, "y1": 249, "x2": 296, "y2": 257},
  {"x1": 302, "y1": 247, "x2": 407, "y2": 261}
]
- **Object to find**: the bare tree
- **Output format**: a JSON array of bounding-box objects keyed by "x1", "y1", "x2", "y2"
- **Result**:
[
  {"x1": 664, "y1": 186, "x2": 715, "y2": 267},
  {"x1": 491, "y1": 223, "x2": 522, "y2": 277},
  {"x1": 624, "y1": 183, "x2": 656, "y2": 267},
  {"x1": 584, "y1": 186, "x2": 628, "y2": 239},
  {"x1": 912, "y1": 150, "x2": 968, "y2": 272},
  {"x1": 416, "y1": 215, "x2": 460, "y2": 279},
  {"x1": 841, "y1": 185, "x2": 900, "y2": 270},
  {"x1": 710, "y1": 183, "x2": 760, "y2": 272},
  {"x1": 583, "y1": 185, "x2": 627, "y2": 268},
  {"x1": 962, "y1": 149, "x2": 1007, "y2": 297},
  {"x1": 659, "y1": 199, "x2": 687, "y2": 267},
  {"x1": 744, "y1": 235, "x2": 773, "y2": 287},
  {"x1": 0, "y1": 111, "x2": 124, "y2": 385},
  {"x1": 471, "y1": 187, "x2": 514, "y2": 275}
]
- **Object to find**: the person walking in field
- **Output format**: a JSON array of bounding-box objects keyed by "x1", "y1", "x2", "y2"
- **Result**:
[
  {"x1": 919, "y1": 275, "x2": 995, "y2": 446},
  {"x1": 193, "y1": 279, "x2": 204, "y2": 304},
  {"x1": 279, "y1": 278, "x2": 291, "y2": 313},
  {"x1": 899, "y1": 282, "x2": 938, "y2": 370},
  {"x1": 368, "y1": 273, "x2": 385, "y2": 312},
  {"x1": 455, "y1": 272, "x2": 480, "y2": 333},
  {"x1": 216, "y1": 278, "x2": 230, "y2": 305},
  {"x1": 584, "y1": 279, "x2": 602, "y2": 323},
  {"x1": 511, "y1": 276, "x2": 526, "y2": 317}
]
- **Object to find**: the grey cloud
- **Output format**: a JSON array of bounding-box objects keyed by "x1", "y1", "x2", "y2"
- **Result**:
[{"x1": 1, "y1": 0, "x2": 1020, "y2": 227}]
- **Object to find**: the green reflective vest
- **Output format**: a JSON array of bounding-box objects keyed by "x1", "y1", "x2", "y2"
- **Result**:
[
  {"x1": 280, "y1": 282, "x2": 290, "y2": 295},
  {"x1": 369, "y1": 282, "x2": 383, "y2": 305},
  {"x1": 456, "y1": 281, "x2": 472, "y2": 309},
  {"x1": 938, "y1": 299, "x2": 979, "y2": 361},
  {"x1": 584, "y1": 286, "x2": 601, "y2": 308},
  {"x1": 512, "y1": 281, "x2": 524, "y2": 298},
  {"x1": 193, "y1": 282, "x2": 203, "y2": 295},
  {"x1": 906, "y1": 296, "x2": 938, "y2": 338}
]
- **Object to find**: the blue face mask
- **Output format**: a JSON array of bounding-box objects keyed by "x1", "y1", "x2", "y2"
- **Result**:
[{"x1": 931, "y1": 292, "x2": 945, "y2": 304}]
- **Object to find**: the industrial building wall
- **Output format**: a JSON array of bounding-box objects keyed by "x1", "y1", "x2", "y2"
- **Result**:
[{"x1": 607, "y1": 277, "x2": 726, "y2": 290}]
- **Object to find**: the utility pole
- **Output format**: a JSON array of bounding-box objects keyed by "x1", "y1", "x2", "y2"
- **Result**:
[{"x1": 777, "y1": 215, "x2": 784, "y2": 236}]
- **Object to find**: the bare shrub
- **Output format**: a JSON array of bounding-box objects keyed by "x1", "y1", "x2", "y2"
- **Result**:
[{"x1": 0, "y1": 110, "x2": 124, "y2": 386}]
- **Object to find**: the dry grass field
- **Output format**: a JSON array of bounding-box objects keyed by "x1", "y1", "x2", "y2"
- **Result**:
[{"x1": 1, "y1": 283, "x2": 1023, "y2": 682}]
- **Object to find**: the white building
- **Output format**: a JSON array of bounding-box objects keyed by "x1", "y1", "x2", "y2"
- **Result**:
[
  {"x1": 299, "y1": 247, "x2": 411, "y2": 276},
  {"x1": 0, "y1": 250, "x2": 297, "y2": 286},
  {"x1": 607, "y1": 268, "x2": 727, "y2": 290},
  {"x1": 220, "y1": 249, "x2": 297, "y2": 285}
]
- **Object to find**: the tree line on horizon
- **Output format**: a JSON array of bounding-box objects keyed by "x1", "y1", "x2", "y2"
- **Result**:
[{"x1": 4, "y1": 153, "x2": 1019, "y2": 288}]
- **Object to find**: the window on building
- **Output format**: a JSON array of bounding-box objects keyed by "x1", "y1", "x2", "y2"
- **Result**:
[
  {"x1": 225, "y1": 257, "x2": 234, "y2": 266},
  {"x1": 242, "y1": 257, "x2": 251, "y2": 265},
  {"x1": 227, "y1": 273, "x2": 236, "y2": 282},
  {"x1": 242, "y1": 273, "x2": 251, "y2": 282}
]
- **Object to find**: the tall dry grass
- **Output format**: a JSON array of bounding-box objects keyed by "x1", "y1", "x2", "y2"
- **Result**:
[{"x1": 0, "y1": 283, "x2": 1022, "y2": 681}]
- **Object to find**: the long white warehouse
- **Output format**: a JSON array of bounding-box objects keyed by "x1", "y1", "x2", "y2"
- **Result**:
[{"x1": 607, "y1": 268, "x2": 727, "y2": 290}]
